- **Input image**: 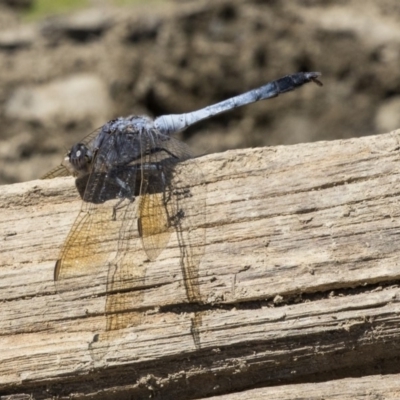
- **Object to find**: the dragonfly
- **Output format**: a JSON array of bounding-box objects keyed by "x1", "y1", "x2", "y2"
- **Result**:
[{"x1": 43, "y1": 71, "x2": 322, "y2": 354}]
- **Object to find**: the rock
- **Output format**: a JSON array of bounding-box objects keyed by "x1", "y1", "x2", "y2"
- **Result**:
[
  {"x1": 41, "y1": 9, "x2": 112, "y2": 42},
  {"x1": 5, "y1": 74, "x2": 113, "y2": 128},
  {"x1": 125, "y1": 16, "x2": 161, "y2": 43},
  {"x1": 0, "y1": 131, "x2": 33, "y2": 160},
  {"x1": 0, "y1": 4, "x2": 20, "y2": 30},
  {"x1": 374, "y1": 96, "x2": 400, "y2": 134},
  {"x1": 0, "y1": 0, "x2": 33, "y2": 9},
  {"x1": 0, "y1": 26, "x2": 36, "y2": 50}
]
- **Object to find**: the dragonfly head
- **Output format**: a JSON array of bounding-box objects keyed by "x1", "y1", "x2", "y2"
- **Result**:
[{"x1": 66, "y1": 143, "x2": 93, "y2": 177}]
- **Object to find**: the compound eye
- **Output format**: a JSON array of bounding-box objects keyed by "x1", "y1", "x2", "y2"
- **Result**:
[{"x1": 68, "y1": 143, "x2": 92, "y2": 174}]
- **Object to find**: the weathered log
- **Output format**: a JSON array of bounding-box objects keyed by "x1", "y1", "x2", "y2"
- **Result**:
[
  {"x1": 201, "y1": 374, "x2": 400, "y2": 400},
  {"x1": 2, "y1": 130, "x2": 400, "y2": 399}
]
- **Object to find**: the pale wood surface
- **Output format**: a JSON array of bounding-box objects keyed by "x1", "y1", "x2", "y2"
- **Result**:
[
  {"x1": 202, "y1": 374, "x2": 400, "y2": 400},
  {"x1": 2, "y1": 130, "x2": 400, "y2": 399}
]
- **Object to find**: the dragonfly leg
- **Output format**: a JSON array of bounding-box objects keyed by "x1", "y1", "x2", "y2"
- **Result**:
[
  {"x1": 108, "y1": 167, "x2": 137, "y2": 220},
  {"x1": 112, "y1": 196, "x2": 135, "y2": 220}
]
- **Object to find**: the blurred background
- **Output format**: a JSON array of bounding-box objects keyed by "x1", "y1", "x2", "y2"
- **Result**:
[{"x1": 1, "y1": 0, "x2": 400, "y2": 184}]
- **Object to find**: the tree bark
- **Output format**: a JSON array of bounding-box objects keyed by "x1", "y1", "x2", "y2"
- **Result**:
[{"x1": 2, "y1": 130, "x2": 400, "y2": 399}]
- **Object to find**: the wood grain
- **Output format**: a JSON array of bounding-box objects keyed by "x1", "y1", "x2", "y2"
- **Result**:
[
  {"x1": 2, "y1": 130, "x2": 400, "y2": 399},
  {"x1": 202, "y1": 374, "x2": 400, "y2": 400}
]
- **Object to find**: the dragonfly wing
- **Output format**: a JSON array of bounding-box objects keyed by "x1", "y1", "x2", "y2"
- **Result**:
[
  {"x1": 138, "y1": 181, "x2": 173, "y2": 261},
  {"x1": 54, "y1": 200, "x2": 115, "y2": 300},
  {"x1": 104, "y1": 253, "x2": 144, "y2": 332},
  {"x1": 54, "y1": 134, "x2": 130, "y2": 299},
  {"x1": 137, "y1": 134, "x2": 192, "y2": 261},
  {"x1": 104, "y1": 172, "x2": 146, "y2": 332},
  {"x1": 167, "y1": 142, "x2": 207, "y2": 349},
  {"x1": 169, "y1": 154, "x2": 206, "y2": 303},
  {"x1": 41, "y1": 164, "x2": 72, "y2": 179},
  {"x1": 137, "y1": 135, "x2": 206, "y2": 302}
]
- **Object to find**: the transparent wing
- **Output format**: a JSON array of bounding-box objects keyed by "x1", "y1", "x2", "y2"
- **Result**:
[
  {"x1": 171, "y1": 156, "x2": 206, "y2": 303},
  {"x1": 92, "y1": 188, "x2": 145, "y2": 361},
  {"x1": 138, "y1": 135, "x2": 206, "y2": 302},
  {"x1": 41, "y1": 164, "x2": 72, "y2": 179},
  {"x1": 54, "y1": 132, "x2": 138, "y2": 300},
  {"x1": 103, "y1": 166, "x2": 145, "y2": 333},
  {"x1": 137, "y1": 135, "x2": 193, "y2": 261},
  {"x1": 54, "y1": 125, "x2": 206, "y2": 358},
  {"x1": 170, "y1": 156, "x2": 207, "y2": 349},
  {"x1": 137, "y1": 167, "x2": 173, "y2": 261},
  {"x1": 86, "y1": 133, "x2": 146, "y2": 360},
  {"x1": 54, "y1": 200, "x2": 115, "y2": 299}
]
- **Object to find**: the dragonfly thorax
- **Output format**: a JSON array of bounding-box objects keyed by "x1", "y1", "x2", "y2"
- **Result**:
[{"x1": 94, "y1": 115, "x2": 161, "y2": 170}]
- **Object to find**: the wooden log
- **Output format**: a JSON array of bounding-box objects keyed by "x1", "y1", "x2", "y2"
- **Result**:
[
  {"x1": 200, "y1": 374, "x2": 400, "y2": 400},
  {"x1": 2, "y1": 130, "x2": 400, "y2": 399}
]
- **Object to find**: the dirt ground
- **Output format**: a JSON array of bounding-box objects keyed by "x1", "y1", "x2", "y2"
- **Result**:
[{"x1": 1, "y1": 0, "x2": 400, "y2": 184}]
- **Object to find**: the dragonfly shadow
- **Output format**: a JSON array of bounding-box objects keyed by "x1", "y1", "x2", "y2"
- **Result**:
[{"x1": 75, "y1": 171, "x2": 142, "y2": 203}]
